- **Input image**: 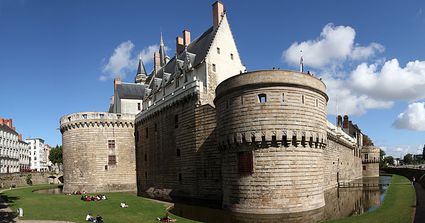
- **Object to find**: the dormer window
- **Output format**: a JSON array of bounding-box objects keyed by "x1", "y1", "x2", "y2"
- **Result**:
[{"x1": 217, "y1": 47, "x2": 220, "y2": 54}]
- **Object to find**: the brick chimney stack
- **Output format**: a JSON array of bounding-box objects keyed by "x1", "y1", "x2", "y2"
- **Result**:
[
  {"x1": 336, "y1": 115, "x2": 342, "y2": 127},
  {"x1": 154, "y1": 52, "x2": 161, "y2": 72},
  {"x1": 18, "y1": 134, "x2": 22, "y2": 141},
  {"x1": 343, "y1": 115, "x2": 349, "y2": 129},
  {"x1": 176, "y1": 36, "x2": 184, "y2": 55},
  {"x1": 183, "y1": 29, "x2": 191, "y2": 46},
  {"x1": 212, "y1": 1, "x2": 224, "y2": 29},
  {"x1": 114, "y1": 77, "x2": 121, "y2": 91}
]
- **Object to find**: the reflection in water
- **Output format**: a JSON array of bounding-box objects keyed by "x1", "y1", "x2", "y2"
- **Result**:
[
  {"x1": 34, "y1": 186, "x2": 63, "y2": 194},
  {"x1": 170, "y1": 176, "x2": 391, "y2": 223}
]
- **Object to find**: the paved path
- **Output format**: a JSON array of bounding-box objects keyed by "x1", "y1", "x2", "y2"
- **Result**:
[{"x1": 414, "y1": 182, "x2": 425, "y2": 223}]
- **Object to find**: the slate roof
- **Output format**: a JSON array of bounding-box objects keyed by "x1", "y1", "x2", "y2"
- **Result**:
[
  {"x1": 116, "y1": 83, "x2": 145, "y2": 100},
  {"x1": 0, "y1": 124, "x2": 18, "y2": 135}
]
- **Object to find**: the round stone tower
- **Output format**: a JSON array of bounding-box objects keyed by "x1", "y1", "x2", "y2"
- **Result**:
[
  {"x1": 215, "y1": 70, "x2": 328, "y2": 214},
  {"x1": 60, "y1": 112, "x2": 136, "y2": 193},
  {"x1": 361, "y1": 146, "x2": 380, "y2": 177}
]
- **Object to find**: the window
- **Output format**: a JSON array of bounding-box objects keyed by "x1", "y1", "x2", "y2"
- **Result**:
[
  {"x1": 137, "y1": 103, "x2": 141, "y2": 110},
  {"x1": 282, "y1": 93, "x2": 285, "y2": 102},
  {"x1": 176, "y1": 148, "x2": 181, "y2": 157},
  {"x1": 365, "y1": 154, "x2": 369, "y2": 160},
  {"x1": 302, "y1": 95, "x2": 305, "y2": 104},
  {"x1": 175, "y1": 78, "x2": 179, "y2": 88},
  {"x1": 230, "y1": 53, "x2": 234, "y2": 60},
  {"x1": 144, "y1": 154, "x2": 147, "y2": 161},
  {"x1": 363, "y1": 166, "x2": 366, "y2": 170},
  {"x1": 174, "y1": 114, "x2": 179, "y2": 128},
  {"x1": 238, "y1": 151, "x2": 253, "y2": 175},
  {"x1": 108, "y1": 155, "x2": 116, "y2": 165},
  {"x1": 258, "y1": 94, "x2": 267, "y2": 103},
  {"x1": 145, "y1": 128, "x2": 148, "y2": 138},
  {"x1": 212, "y1": 64, "x2": 216, "y2": 72},
  {"x1": 108, "y1": 140, "x2": 115, "y2": 149},
  {"x1": 178, "y1": 173, "x2": 182, "y2": 183},
  {"x1": 154, "y1": 123, "x2": 157, "y2": 132},
  {"x1": 316, "y1": 99, "x2": 318, "y2": 107},
  {"x1": 217, "y1": 47, "x2": 220, "y2": 54}
]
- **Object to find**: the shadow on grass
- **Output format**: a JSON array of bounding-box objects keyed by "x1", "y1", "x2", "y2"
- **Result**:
[{"x1": 0, "y1": 195, "x2": 19, "y2": 223}]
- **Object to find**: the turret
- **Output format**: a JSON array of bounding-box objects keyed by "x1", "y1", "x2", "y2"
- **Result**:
[{"x1": 135, "y1": 57, "x2": 147, "y2": 84}]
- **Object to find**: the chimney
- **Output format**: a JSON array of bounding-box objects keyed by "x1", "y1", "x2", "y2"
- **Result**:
[
  {"x1": 154, "y1": 52, "x2": 161, "y2": 72},
  {"x1": 336, "y1": 115, "x2": 342, "y2": 127},
  {"x1": 212, "y1": 1, "x2": 224, "y2": 29},
  {"x1": 183, "y1": 29, "x2": 191, "y2": 46},
  {"x1": 114, "y1": 78, "x2": 121, "y2": 91},
  {"x1": 18, "y1": 134, "x2": 22, "y2": 141},
  {"x1": 176, "y1": 36, "x2": 184, "y2": 55},
  {"x1": 0, "y1": 118, "x2": 3, "y2": 126},
  {"x1": 343, "y1": 115, "x2": 349, "y2": 129}
]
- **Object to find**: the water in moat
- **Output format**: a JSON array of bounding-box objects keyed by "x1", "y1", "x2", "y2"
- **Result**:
[
  {"x1": 170, "y1": 175, "x2": 391, "y2": 223},
  {"x1": 35, "y1": 176, "x2": 391, "y2": 223}
]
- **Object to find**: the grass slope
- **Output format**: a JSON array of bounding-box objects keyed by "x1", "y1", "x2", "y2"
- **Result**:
[
  {"x1": 1, "y1": 185, "x2": 198, "y2": 223},
  {"x1": 325, "y1": 174, "x2": 416, "y2": 223}
]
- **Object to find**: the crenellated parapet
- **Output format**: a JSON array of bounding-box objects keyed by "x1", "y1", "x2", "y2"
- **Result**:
[
  {"x1": 217, "y1": 130, "x2": 327, "y2": 151},
  {"x1": 60, "y1": 112, "x2": 134, "y2": 133}
]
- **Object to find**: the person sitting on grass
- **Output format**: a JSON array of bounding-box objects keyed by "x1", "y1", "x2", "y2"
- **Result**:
[
  {"x1": 85, "y1": 213, "x2": 95, "y2": 222},
  {"x1": 102, "y1": 195, "x2": 107, "y2": 200},
  {"x1": 120, "y1": 201, "x2": 128, "y2": 208},
  {"x1": 96, "y1": 215, "x2": 104, "y2": 223},
  {"x1": 157, "y1": 212, "x2": 177, "y2": 222}
]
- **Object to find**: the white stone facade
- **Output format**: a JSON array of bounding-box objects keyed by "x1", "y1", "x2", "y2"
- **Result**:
[
  {"x1": 0, "y1": 127, "x2": 29, "y2": 173},
  {"x1": 26, "y1": 138, "x2": 50, "y2": 171}
]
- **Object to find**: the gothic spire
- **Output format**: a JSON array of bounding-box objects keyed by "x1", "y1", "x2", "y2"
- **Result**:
[
  {"x1": 135, "y1": 57, "x2": 147, "y2": 84},
  {"x1": 159, "y1": 32, "x2": 166, "y2": 66}
]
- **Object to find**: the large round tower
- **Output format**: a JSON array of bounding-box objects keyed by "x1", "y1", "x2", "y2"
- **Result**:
[
  {"x1": 215, "y1": 70, "x2": 328, "y2": 214},
  {"x1": 60, "y1": 112, "x2": 136, "y2": 193}
]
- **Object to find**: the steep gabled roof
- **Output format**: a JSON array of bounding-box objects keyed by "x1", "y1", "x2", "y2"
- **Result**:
[{"x1": 116, "y1": 83, "x2": 145, "y2": 100}]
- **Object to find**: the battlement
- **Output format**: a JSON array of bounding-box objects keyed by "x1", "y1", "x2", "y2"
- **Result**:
[{"x1": 60, "y1": 112, "x2": 134, "y2": 133}]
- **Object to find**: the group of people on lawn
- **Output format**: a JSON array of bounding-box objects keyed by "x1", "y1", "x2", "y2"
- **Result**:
[{"x1": 81, "y1": 194, "x2": 107, "y2": 201}]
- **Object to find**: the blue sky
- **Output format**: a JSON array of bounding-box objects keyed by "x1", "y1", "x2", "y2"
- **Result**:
[{"x1": 1, "y1": 0, "x2": 424, "y2": 157}]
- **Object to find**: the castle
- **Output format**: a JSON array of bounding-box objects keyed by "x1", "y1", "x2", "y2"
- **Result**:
[{"x1": 60, "y1": 1, "x2": 379, "y2": 215}]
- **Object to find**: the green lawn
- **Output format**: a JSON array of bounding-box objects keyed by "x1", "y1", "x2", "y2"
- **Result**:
[
  {"x1": 324, "y1": 174, "x2": 416, "y2": 223},
  {"x1": 1, "y1": 185, "x2": 198, "y2": 223}
]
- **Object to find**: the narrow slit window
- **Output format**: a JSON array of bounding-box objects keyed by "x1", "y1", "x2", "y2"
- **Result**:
[
  {"x1": 176, "y1": 148, "x2": 181, "y2": 157},
  {"x1": 137, "y1": 103, "x2": 141, "y2": 110},
  {"x1": 316, "y1": 99, "x2": 318, "y2": 107},
  {"x1": 282, "y1": 93, "x2": 285, "y2": 102},
  {"x1": 217, "y1": 47, "x2": 220, "y2": 54},
  {"x1": 145, "y1": 128, "x2": 148, "y2": 138},
  {"x1": 178, "y1": 173, "x2": 182, "y2": 183},
  {"x1": 212, "y1": 64, "x2": 216, "y2": 72},
  {"x1": 258, "y1": 94, "x2": 267, "y2": 103},
  {"x1": 230, "y1": 53, "x2": 234, "y2": 60},
  {"x1": 302, "y1": 95, "x2": 305, "y2": 104},
  {"x1": 175, "y1": 114, "x2": 179, "y2": 128}
]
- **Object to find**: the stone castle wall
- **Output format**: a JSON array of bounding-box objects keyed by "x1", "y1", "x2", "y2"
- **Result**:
[
  {"x1": 0, "y1": 172, "x2": 51, "y2": 188},
  {"x1": 215, "y1": 70, "x2": 328, "y2": 214},
  {"x1": 135, "y1": 93, "x2": 221, "y2": 201},
  {"x1": 60, "y1": 112, "x2": 136, "y2": 193}
]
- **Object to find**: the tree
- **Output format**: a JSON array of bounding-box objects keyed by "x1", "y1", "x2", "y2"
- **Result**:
[
  {"x1": 363, "y1": 134, "x2": 374, "y2": 146},
  {"x1": 379, "y1": 149, "x2": 386, "y2": 167},
  {"x1": 404, "y1": 153, "x2": 413, "y2": 164},
  {"x1": 49, "y1": 145, "x2": 63, "y2": 165},
  {"x1": 422, "y1": 144, "x2": 425, "y2": 161},
  {"x1": 384, "y1": 156, "x2": 394, "y2": 166}
]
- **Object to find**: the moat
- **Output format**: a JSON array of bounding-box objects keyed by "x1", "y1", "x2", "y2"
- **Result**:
[
  {"x1": 170, "y1": 176, "x2": 391, "y2": 223},
  {"x1": 35, "y1": 176, "x2": 390, "y2": 223}
]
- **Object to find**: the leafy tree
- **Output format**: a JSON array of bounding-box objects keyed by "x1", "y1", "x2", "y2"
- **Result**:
[
  {"x1": 363, "y1": 134, "x2": 374, "y2": 146},
  {"x1": 422, "y1": 144, "x2": 425, "y2": 161},
  {"x1": 49, "y1": 145, "x2": 63, "y2": 165},
  {"x1": 404, "y1": 153, "x2": 413, "y2": 164},
  {"x1": 384, "y1": 156, "x2": 395, "y2": 166},
  {"x1": 379, "y1": 149, "x2": 386, "y2": 167}
]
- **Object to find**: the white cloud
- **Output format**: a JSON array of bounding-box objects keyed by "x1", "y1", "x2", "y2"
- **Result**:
[
  {"x1": 393, "y1": 102, "x2": 425, "y2": 131},
  {"x1": 349, "y1": 59, "x2": 425, "y2": 101},
  {"x1": 282, "y1": 23, "x2": 384, "y2": 69},
  {"x1": 100, "y1": 41, "x2": 161, "y2": 81}
]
